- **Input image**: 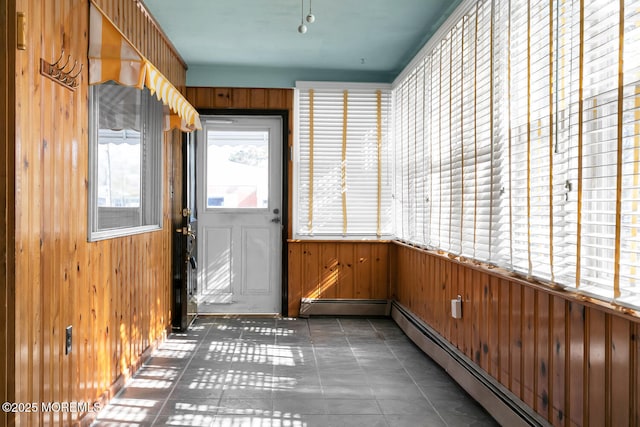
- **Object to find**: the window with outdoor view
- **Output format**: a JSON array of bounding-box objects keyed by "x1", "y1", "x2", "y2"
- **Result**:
[
  {"x1": 88, "y1": 82, "x2": 163, "y2": 241},
  {"x1": 392, "y1": 0, "x2": 640, "y2": 308}
]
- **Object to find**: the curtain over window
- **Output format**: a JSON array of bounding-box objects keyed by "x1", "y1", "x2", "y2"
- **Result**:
[{"x1": 88, "y1": 1, "x2": 201, "y2": 132}]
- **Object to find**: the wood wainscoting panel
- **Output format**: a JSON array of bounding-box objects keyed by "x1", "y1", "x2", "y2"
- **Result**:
[
  {"x1": 287, "y1": 241, "x2": 391, "y2": 317},
  {"x1": 12, "y1": 0, "x2": 185, "y2": 425},
  {"x1": 392, "y1": 241, "x2": 640, "y2": 427},
  {"x1": 1, "y1": 0, "x2": 17, "y2": 425}
]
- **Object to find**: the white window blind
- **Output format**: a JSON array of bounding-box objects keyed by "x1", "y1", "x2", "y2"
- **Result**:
[
  {"x1": 490, "y1": 0, "x2": 512, "y2": 267},
  {"x1": 461, "y1": 10, "x2": 478, "y2": 259},
  {"x1": 578, "y1": 2, "x2": 622, "y2": 299},
  {"x1": 508, "y1": 0, "x2": 532, "y2": 276},
  {"x1": 619, "y1": 2, "x2": 640, "y2": 306},
  {"x1": 390, "y1": 0, "x2": 640, "y2": 309},
  {"x1": 449, "y1": 21, "x2": 464, "y2": 256},
  {"x1": 474, "y1": 0, "x2": 494, "y2": 261},
  {"x1": 295, "y1": 83, "x2": 392, "y2": 238}
]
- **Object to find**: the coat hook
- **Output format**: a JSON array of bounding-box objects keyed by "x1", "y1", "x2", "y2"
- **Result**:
[
  {"x1": 51, "y1": 50, "x2": 65, "y2": 66},
  {"x1": 58, "y1": 55, "x2": 71, "y2": 71},
  {"x1": 65, "y1": 61, "x2": 78, "y2": 74},
  {"x1": 70, "y1": 63, "x2": 83, "y2": 79}
]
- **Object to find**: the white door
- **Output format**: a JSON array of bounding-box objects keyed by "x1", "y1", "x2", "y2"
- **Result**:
[{"x1": 196, "y1": 116, "x2": 283, "y2": 314}]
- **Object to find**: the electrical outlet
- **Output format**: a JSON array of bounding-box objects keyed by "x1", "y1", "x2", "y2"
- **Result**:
[
  {"x1": 65, "y1": 326, "x2": 72, "y2": 355},
  {"x1": 451, "y1": 296, "x2": 463, "y2": 319}
]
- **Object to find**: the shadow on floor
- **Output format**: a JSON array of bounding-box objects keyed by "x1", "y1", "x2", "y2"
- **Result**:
[{"x1": 93, "y1": 317, "x2": 498, "y2": 427}]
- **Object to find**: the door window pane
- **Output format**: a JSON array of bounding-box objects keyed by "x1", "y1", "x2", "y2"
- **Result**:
[{"x1": 207, "y1": 130, "x2": 269, "y2": 209}]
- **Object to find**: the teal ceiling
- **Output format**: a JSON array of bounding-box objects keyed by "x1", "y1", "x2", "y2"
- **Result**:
[{"x1": 143, "y1": 0, "x2": 463, "y2": 87}]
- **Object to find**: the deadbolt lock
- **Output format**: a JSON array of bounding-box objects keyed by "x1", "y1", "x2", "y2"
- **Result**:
[{"x1": 176, "y1": 225, "x2": 196, "y2": 239}]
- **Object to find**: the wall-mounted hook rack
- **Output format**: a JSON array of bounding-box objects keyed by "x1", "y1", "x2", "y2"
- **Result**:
[{"x1": 40, "y1": 50, "x2": 83, "y2": 90}]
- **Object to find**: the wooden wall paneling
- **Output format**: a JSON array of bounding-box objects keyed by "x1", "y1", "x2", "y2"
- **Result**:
[
  {"x1": 439, "y1": 258, "x2": 451, "y2": 337},
  {"x1": 420, "y1": 250, "x2": 428, "y2": 319},
  {"x1": 321, "y1": 242, "x2": 339, "y2": 299},
  {"x1": 185, "y1": 87, "x2": 209, "y2": 110},
  {"x1": 536, "y1": 291, "x2": 551, "y2": 420},
  {"x1": 551, "y1": 296, "x2": 567, "y2": 426},
  {"x1": 10, "y1": 0, "x2": 183, "y2": 424},
  {"x1": 267, "y1": 89, "x2": 286, "y2": 109},
  {"x1": 230, "y1": 88, "x2": 250, "y2": 108},
  {"x1": 448, "y1": 262, "x2": 459, "y2": 346},
  {"x1": 416, "y1": 252, "x2": 425, "y2": 323},
  {"x1": 568, "y1": 302, "x2": 585, "y2": 427},
  {"x1": 587, "y1": 308, "x2": 606, "y2": 425},
  {"x1": 249, "y1": 88, "x2": 267, "y2": 109},
  {"x1": 286, "y1": 242, "x2": 390, "y2": 316},
  {"x1": 213, "y1": 88, "x2": 232, "y2": 107},
  {"x1": 392, "y1": 246, "x2": 406, "y2": 305},
  {"x1": 303, "y1": 243, "x2": 320, "y2": 299},
  {"x1": 488, "y1": 275, "x2": 500, "y2": 378},
  {"x1": 476, "y1": 269, "x2": 488, "y2": 369},
  {"x1": 463, "y1": 263, "x2": 474, "y2": 357},
  {"x1": 522, "y1": 286, "x2": 536, "y2": 408},
  {"x1": 480, "y1": 271, "x2": 491, "y2": 373},
  {"x1": 398, "y1": 247, "x2": 410, "y2": 310},
  {"x1": 498, "y1": 279, "x2": 511, "y2": 388},
  {"x1": 1, "y1": 0, "x2": 17, "y2": 424},
  {"x1": 17, "y1": 0, "x2": 44, "y2": 423},
  {"x1": 610, "y1": 315, "x2": 631, "y2": 426},
  {"x1": 338, "y1": 243, "x2": 355, "y2": 298},
  {"x1": 471, "y1": 268, "x2": 481, "y2": 366},
  {"x1": 510, "y1": 283, "x2": 522, "y2": 400},
  {"x1": 635, "y1": 322, "x2": 639, "y2": 426},
  {"x1": 410, "y1": 250, "x2": 421, "y2": 318},
  {"x1": 370, "y1": 243, "x2": 389, "y2": 299},
  {"x1": 392, "y1": 244, "x2": 640, "y2": 427},
  {"x1": 288, "y1": 244, "x2": 303, "y2": 316}
]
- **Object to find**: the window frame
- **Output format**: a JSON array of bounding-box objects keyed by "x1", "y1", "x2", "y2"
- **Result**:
[
  {"x1": 293, "y1": 81, "x2": 394, "y2": 240},
  {"x1": 87, "y1": 83, "x2": 164, "y2": 242}
]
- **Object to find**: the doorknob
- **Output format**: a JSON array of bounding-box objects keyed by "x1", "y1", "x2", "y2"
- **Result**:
[
  {"x1": 176, "y1": 225, "x2": 196, "y2": 239},
  {"x1": 271, "y1": 217, "x2": 281, "y2": 223}
]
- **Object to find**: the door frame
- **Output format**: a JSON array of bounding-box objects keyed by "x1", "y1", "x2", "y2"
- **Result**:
[{"x1": 197, "y1": 109, "x2": 290, "y2": 317}]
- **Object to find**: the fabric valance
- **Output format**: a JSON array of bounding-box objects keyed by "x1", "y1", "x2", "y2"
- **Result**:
[{"x1": 88, "y1": 2, "x2": 201, "y2": 132}]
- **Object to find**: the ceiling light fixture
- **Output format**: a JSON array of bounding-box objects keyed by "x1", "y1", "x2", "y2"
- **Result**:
[
  {"x1": 298, "y1": 0, "x2": 307, "y2": 34},
  {"x1": 306, "y1": 0, "x2": 315, "y2": 23}
]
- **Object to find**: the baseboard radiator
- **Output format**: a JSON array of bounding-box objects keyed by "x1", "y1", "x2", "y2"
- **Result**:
[
  {"x1": 299, "y1": 298, "x2": 391, "y2": 317},
  {"x1": 391, "y1": 302, "x2": 551, "y2": 427}
]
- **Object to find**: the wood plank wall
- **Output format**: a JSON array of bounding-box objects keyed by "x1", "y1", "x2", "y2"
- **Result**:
[
  {"x1": 185, "y1": 86, "x2": 294, "y2": 239},
  {"x1": 11, "y1": 0, "x2": 186, "y2": 425},
  {"x1": 393, "y1": 241, "x2": 640, "y2": 427},
  {"x1": 184, "y1": 88, "x2": 393, "y2": 318},
  {"x1": 2, "y1": 1, "x2": 17, "y2": 426},
  {"x1": 287, "y1": 241, "x2": 391, "y2": 316}
]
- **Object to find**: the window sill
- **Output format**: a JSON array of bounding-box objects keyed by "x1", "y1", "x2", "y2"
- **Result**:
[{"x1": 88, "y1": 224, "x2": 163, "y2": 242}]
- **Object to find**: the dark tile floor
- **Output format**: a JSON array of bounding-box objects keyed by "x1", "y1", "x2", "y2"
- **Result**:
[{"x1": 93, "y1": 317, "x2": 499, "y2": 427}]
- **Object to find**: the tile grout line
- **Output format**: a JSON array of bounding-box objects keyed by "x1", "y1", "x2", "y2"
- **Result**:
[
  {"x1": 339, "y1": 318, "x2": 389, "y2": 426},
  {"x1": 369, "y1": 319, "x2": 450, "y2": 427},
  {"x1": 149, "y1": 320, "x2": 218, "y2": 426},
  {"x1": 307, "y1": 318, "x2": 327, "y2": 407}
]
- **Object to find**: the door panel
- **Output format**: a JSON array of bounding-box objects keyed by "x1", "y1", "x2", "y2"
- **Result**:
[
  {"x1": 203, "y1": 227, "x2": 232, "y2": 300},
  {"x1": 244, "y1": 227, "x2": 271, "y2": 294},
  {"x1": 173, "y1": 131, "x2": 198, "y2": 330},
  {"x1": 196, "y1": 116, "x2": 282, "y2": 314}
]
